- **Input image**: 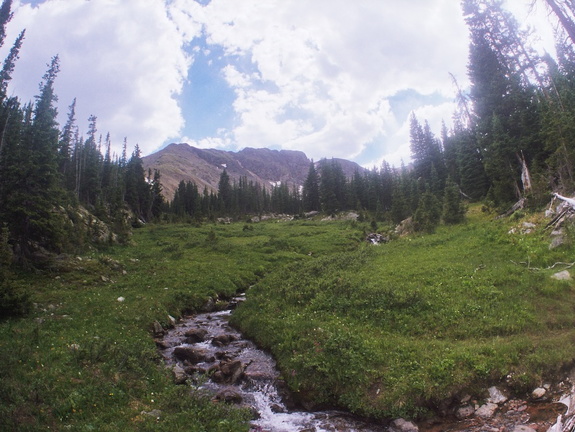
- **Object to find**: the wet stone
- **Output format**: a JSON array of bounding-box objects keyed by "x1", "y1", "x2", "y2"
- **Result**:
[
  {"x1": 173, "y1": 346, "x2": 214, "y2": 364},
  {"x1": 214, "y1": 387, "x2": 243, "y2": 404},
  {"x1": 184, "y1": 328, "x2": 208, "y2": 343},
  {"x1": 154, "y1": 339, "x2": 170, "y2": 350},
  {"x1": 212, "y1": 334, "x2": 236, "y2": 346}
]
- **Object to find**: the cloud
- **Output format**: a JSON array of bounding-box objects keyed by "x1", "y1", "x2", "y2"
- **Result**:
[
  {"x1": 169, "y1": 0, "x2": 470, "y2": 164},
  {"x1": 0, "y1": 0, "x2": 554, "y2": 169},
  {"x1": 1, "y1": 0, "x2": 490, "y2": 167},
  {"x1": 3, "y1": 0, "x2": 194, "y2": 157}
]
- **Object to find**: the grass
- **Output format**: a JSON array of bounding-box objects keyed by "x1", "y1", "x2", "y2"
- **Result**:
[
  {"x1": 2, "y1": 209, "x2": 575, "y2": 429},
  {"x1": 231, "y1": 207, "x2": 575, "y2": 418},
  {"x1": 0, "y1": 218, "x2": 363, "y2": 431}
]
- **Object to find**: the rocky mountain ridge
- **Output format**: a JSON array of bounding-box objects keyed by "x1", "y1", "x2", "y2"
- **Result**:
[{"x1": 142, "y1": 143, "x2": 364, "y2": 200}]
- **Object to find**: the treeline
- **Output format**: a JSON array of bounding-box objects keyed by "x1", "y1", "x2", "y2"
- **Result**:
[
  {"x1": 168, "y1": 0, "x2": 575, "y2": 232},
  {"x1": 0, "y1": 0, "x2": 163, "y2": 264},
  {"x1": 168, "y1": 151, "x2": 464, "y2": 235},
  {"x1": 3, "y1": 0, "x2": 575, "y2": 260}
]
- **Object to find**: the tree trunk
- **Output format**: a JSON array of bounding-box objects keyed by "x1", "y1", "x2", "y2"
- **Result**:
[{"x1": 545, "y1": 0, "x2": 575, "y2": 46}]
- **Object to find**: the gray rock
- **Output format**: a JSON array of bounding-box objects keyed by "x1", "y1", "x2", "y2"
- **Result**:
[
  {"x1": 167, "y1": 315, "x2": 177, "y2": 327},
  {"x1": 390, "y1": 418, "x2": 419, "y2": 432},
  {"x1": 512, "y1": 426, "x2": 536, "y2": 432},
  {"x1": 456, "y1": 405, "x2": 475, "y2": 419},
  {"x1": 204, "y1": 297, "x2": 216, "y2": 312},
  {"x1": 173, "y1": 346, "x2": 214, "y2": 364},
  {"x1": 531, "y1": 387, "x2": 546, "y2": 399},
  {"x1": 141, "y1": 409, "x2": 162, "y2": 419},
  {"x1": 475, "y1": 402, "x2": 498, "y2": 418},
  {"x1": 214, "y1": 387, "x2": 243, "y2": 404},
  {"x1": 488, "y1": 386, "x2": 508, "y2": 404},
  {"x1": 211, "y1": 334, "x2": 236, "y2": 346},
  {"x1": 552, "y1": 270, "x2": 572, "y2": 281},
  {"x1": 152, "y1": 321, "x2": 164, "y2": 336},
  {"x1": 172, "y1": 364, "x2": 187, "y2": 384},
  {"x1": 549, "y1": 235, "x2": 566, "y2": 250},
  {"x1": 184, "y1": 328, "x2": 208, "y2": 343}
]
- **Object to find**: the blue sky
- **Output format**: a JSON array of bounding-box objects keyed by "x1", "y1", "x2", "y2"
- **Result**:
[{"x1": 1, "y1": 0, "x2": 555, "y2": 167}]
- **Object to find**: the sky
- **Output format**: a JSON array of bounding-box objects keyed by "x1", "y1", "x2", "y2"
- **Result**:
[{"x1": 0, "y1": 0, "x2": 557, "y2": 167}]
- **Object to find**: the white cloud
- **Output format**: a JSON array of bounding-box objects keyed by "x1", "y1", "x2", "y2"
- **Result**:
[
  {"x1": 2, "y1": 0, "x2": 547, "y2": 167},
  {"x1": 171, "y1": 0, "x2": 470, "y2": 163},
  {"x1": 3, "y1": 0, "x2": 194, "y2": 157}
]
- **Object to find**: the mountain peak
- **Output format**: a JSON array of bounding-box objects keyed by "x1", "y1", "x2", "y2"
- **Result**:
[{"x1": 143, "y1": 144, "x2": 363, "y2": 199}]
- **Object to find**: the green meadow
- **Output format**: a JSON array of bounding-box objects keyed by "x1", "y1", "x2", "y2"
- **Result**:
[{"x1": 2, "y1": 207, "x2": 575, "y2": 430}]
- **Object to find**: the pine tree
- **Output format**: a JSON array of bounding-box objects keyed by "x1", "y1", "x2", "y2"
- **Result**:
[
  {"x1": 149, "y1": 169, "x2": 164, "y2": 220},
  {"x1": 413, "y1": 190, "x2": 441, "y2": 233},
  {"x1": 218, "y1": 169, "x2": 232, "y2": 213},
  {"x1": 2, "y1": 56, "x2": 66, "y2": 260},
  {"x1": 0, "y1": 29, "x2": 23, "y2": 102},
  {"x1": 442, "y1": 177, "x2": 465, "y2": 224},
  {"x1": 302, "y1": 161, "x2": 320, "y2": 212},
  {"x1": 124, "y1": 144, "x2": 150, "y2": 222}
]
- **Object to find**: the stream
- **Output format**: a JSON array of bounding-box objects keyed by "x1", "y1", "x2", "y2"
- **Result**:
[{"x1": 159, "y1": 296, "x2": 575, "y2": 432}]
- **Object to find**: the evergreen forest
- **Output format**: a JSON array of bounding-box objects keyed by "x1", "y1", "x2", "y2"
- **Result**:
[{"x1": 1, "y1": 0, "x2": 575, "y2": 264}]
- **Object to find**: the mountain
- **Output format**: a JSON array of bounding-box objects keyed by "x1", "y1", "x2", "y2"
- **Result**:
[{"x1": 142, "y1": 143, "x2": 364, "y2": 200}]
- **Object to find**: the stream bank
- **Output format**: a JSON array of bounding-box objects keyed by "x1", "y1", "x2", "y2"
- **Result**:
[{"x1": 156, "y1": 298, "x2": 575, "y2": 432}]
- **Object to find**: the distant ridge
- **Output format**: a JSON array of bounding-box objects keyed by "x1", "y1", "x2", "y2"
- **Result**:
[{"x1": 142, "y1": 143, "x2": 364, "y2": 199}]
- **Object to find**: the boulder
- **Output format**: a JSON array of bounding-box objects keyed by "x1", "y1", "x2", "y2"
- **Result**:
[
  {"x1": 172, "y1": 364, "x2": 187, "y2": 384},
  {"x1": 552, "y1": 270, "x2": 572, "y2": 281},
  {"x1": 154, "y1": 339, "x2": 170, "y2": 350},
  {"x1": 141, "y1": 409, "x2": 162, "y2": 419},
  {"x1": 456, "y1": 405, "x2": 475, "y2": 419},
  {"x1": 152, "y1": 321, "x2": 164, "y2": 337},
  {"x1": 531, "y1": 387, "x2": 547, "y2": 399},
  {"x1": 475, "y1": 402, "x2": 498, "y2": 418},
  {"x1": 390, "y1": 418, "x2": 419, "y2": 432},
  {"x1": 167, "y1": 315, "x2": 177, "y2": 327},
  {"x1": 212, "y1": 334, "x2": 236, "y2": 346},
  {"x1": 512, "y1": 427, "x2": 536, "y2": 432},
  {"x1": 395, "y1": 217, "x2": 414, "y2": 237},
  {"x1": 211, "y1": 360, "x2": 245, "y2": 384},
  {"x1": 488, "y1": 386, "x2": 508, "y2": 404},
  {"x1": 549, "y1": 235, "x2": 566, "y2": 250},
  {"x1": 366, "y1": 233, "x2": 389, "y2": 244},
  {"x1": 184, "y1": 328, "x2": 208, "y2": 343},
  {"x1": 173, "y1": 346, "x2": 214, "y2": 364},
  {"x1": 214, "y1": 387, "x2": 243, "y2": 404}
]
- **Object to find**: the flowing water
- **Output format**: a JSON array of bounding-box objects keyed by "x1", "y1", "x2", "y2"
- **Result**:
[
  {"x1": 160, "y1": 297, "x2": 575, "y2": 432},
  {"x1": 160, "y1": 300, "x2": 387, "y2": 431}
]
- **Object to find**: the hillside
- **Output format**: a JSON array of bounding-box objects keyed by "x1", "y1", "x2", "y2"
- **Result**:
[{"x1": 142, "y1": 143, "x2": 364, "y2": 200}]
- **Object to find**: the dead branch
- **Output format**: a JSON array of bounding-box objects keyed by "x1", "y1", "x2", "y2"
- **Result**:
[
  {"x1": 546, "y1": 261, "x2": 575, "y2": 270},
  {"x1": 553, "y1": 192, "x2": 575, "y2": 209}
]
